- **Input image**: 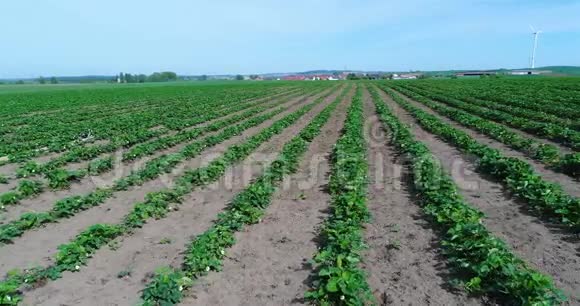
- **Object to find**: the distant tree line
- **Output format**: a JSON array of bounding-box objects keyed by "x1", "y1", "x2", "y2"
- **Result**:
[
  {"x1": 36, "y1": 76, "x2": 59, "y2": 84},
  {"x1": 346, "y1": 73, "x2": 391, "y2": 80},
  {"x1": 114, "y1": 71, "x2": 178, "y2": 83}
]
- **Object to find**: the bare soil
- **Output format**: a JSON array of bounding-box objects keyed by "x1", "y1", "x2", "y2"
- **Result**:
[
  {"x1": 394, "y1": 89, "x2": 580, "y2": 196},
  {"x1": 17, "y1": 88, "x2": 343, "y2": 305},
  {"x1": 376, "y1": 86, "x2": 580, "y2": 304},
  {"x1": 0, "y1": 89, "x2": 332, "y2": 278},
  {"x1": 361, "y1": 88, "x2": 483, "y2": 305},
  {"x1": 0, "y1": 91, "x2": 311, "y2": 223},
  {"x1": 181, "y1": 86, "x2": 353, "y2": 306},
  {"x1": 0, "y1": 90, "x2": 302, "y2": 219}
]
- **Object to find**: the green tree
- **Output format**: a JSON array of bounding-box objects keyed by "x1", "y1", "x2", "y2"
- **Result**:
[
  {"x1": 147, "y1": 71, "x2": 177, "y2": 82},
  {"x1": 50, "y1": 77, "x2": 59, "y2": 84},
  {"x1": 235, "y1": 74, "x2": 244, "y2": 80},
  {"x1": 38, "y1": 76, "x2": 46, "y2": 84},
  {"x1": 199, "y1": 75, "x2": 208, "y2": 81},
  {"x1": 15, "y1": 80, "x2": 25, "y2": 84},
  {"x1": 125, "y1": 73, "x2": 135, "y2": 83},
  {"x1": 249, "y1": 74, "x2": 259, "y2": 80},
  {"x1": 346, "y1": 73, "x2": 359, "y2": 80}
]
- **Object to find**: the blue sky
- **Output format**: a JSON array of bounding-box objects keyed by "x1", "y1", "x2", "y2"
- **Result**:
[{"x1": 1, "y1": 0, "x2": 579, "y2": 78}]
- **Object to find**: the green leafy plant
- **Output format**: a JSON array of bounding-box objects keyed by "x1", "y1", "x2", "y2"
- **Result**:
[
  {"x1": 0, "y1": 85, "x2": 341, "y2": 303},
  {"x1": 15, "y1": 161, "x2": 40, "y2": 178},
  {"x1": 17, "y1": 179, "x2": 43, "y2": 197},
  {"x1": 0, "y1": 192, "x2": 21, "y2": 207},
  {"x1": 383, "y1": 85, "x2": 580, "y2": 231},
  {"x1": 141, "y1": 85, "x2": 350, "y2": 306},
  {"x1": 306, "y1": 86, "x2": 374, "y2": 305},
  {"x1": 370, "y1": 84, "x2": 565, "y2": 305}
]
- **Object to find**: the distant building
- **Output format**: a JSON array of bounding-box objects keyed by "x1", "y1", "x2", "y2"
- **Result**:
[
  {"x1": 510, "y1": 70, "x2": 543, "y2": 75},
  {"x1": 455, "y1": 71, "x2": 497, "y2": 77},
  {"x1": 392, "y1": 73, "x2": 422, "y2": 80},
  {"x1": 281, "y1": 74, "x2": 341, "y2": 81},
  {"x1": 282, "y1": 75, "x2": 307, "y2": 81}
]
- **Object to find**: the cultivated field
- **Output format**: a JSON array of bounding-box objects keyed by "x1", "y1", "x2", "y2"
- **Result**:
[{"x1": 0, "y1": 79, "x2": 578, "y2": 305}]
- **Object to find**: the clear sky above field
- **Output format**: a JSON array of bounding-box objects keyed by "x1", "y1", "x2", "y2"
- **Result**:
[{"x1": 1, "y1": 0, "x2": 579, "y2": 78}]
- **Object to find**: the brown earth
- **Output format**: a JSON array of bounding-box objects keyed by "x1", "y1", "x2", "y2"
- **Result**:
[
  {"x1": 181, "y1": 86, "x2": 353, "y2": 306},
  {"x1": 394, "y1": 88, "x2": 580, "y2": 196},
  {"x1": 0, "y1": 89, "x2": 302, "y2": 215},
  {"x1": 376, "y1": 86, "x2": 580, "y2": 304},
  {"x1": 361, "y1": 87, "x2": 484, "y2": 305},
  {"x1": 402, "y1": 86, "x2": 575, "y2": 154},
  {"x1": 0, "y1": 89, "x2": 313, "y2": 223},
  {"x1": 0, "y1": 88, "x2": 298, "y2": 189},
  {"x1": 17, "y1": 87, "x2": 344, "y2": 305},
  {"x1": 0, "y1": 88, "x2": 334, "y2": 278}
]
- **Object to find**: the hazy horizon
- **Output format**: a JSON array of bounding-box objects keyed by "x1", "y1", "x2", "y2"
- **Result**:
[{"x1": 2, "y1": 0, "x2": 580, "y2": 78}]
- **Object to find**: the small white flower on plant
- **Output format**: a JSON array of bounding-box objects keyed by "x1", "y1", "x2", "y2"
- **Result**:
[
  {"x1": 205, "y1": 266, "x2": 210, "y2": 272},
  {"x1": 220, "y1": 249, "x2": 225, "y2": 255},
  {"x1": 75, "y1": 265, "x2": 80, "y2": 270},
  {"x1": 179, "y1": 285, "x2": 183, "y2": 291},
  {"x1": 340, "y1": 295, "x2": 345, "y2": 301}
]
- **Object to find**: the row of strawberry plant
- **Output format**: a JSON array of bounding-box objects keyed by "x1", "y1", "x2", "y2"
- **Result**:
[
  {"x1": 112, "y1": 88, "x2": 334, "y2": 191},
  {"x1": 9, "y1": 88, "x2": 307, "y2": 189},
  {"x1": 140, "y1": 84, "x2": 352, "y2": 306},
  {"x1": 368, "y1": 85, "x2": 565, "y2": 305},
  {"x1": 408, "y1": 79, "x2": 580, "y2": 120},
  {"x1": 0, "y1": 85, "x2": 299, "y2": 164},
  {"x1": 0, "y1": 85, "x2": 345, "y2": 305},
  {"x1": 5, "y1": 87, "x2": 302, "y2": 169},
  {"x1": 0, "y1": 91, "x2": 311, "y2": 212},
  {"x1": 120, "y1": 88, "x2": 312, "y2": 161},
  {"x1": 381, "y1": 85, "x2": 580, "y2": 231},
  {"x1": 305, "y1": 86, "x2": 374, "y2": 305},
  {"x1": 392, "y1": 86, "x2": 580, "y2": 179},
  {"x1": 0, "y1": 88, "x2": 333, "y2": 244},
  {"x1": 395, "y1": 83, "x2": 580, "y2": 150},
  {"x1": 0, "y1": 84, "x2": 291, "y2": 153},
  {"x1": 408, "y1": 82, "x2": 580, "y2": 131}
]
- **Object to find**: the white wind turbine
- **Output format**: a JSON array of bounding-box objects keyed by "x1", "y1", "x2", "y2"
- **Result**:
[{"x1": 529, "y1": 25, "x2": 542, "y2": 69}]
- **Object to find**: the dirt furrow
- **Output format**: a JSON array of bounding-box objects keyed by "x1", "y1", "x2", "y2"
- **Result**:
[
  {"x1": 394, "y1": 89, "x2": 579, "y2": 196},
  {"x1": 0, "y1": 90, "x2": 298, "y2": 215},
  {"x1": 0, "y1": 91, "x2": 310, "y2": 223},
  {"x1": 179, "y1": 86, "x2": 353, "y2": 306},
  {"x1": 361, "y1": 87, "x2": 483, "y2": 305},
  {"x1": 0, "y1": 89, "x2": 334, "y2": 278},
  {"x1": 20, "y1": 87, "x2": 344, "y2": 306},
  {"x1": 376, "y1": 87, "x2": 580, "y2": 304},
  {"x1": 402, "y1": 86, "x2": 575, "y2": 154},
  {"x1": 0, "y1": 89, "x2": 296, "y2": 183}
]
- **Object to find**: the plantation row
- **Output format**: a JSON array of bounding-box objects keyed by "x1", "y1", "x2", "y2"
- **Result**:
[
  {"x1": 141, "y1": 85, "x2": 352, "y2": 305},
  {"x1": 0, "y1": 84, "x2": 345, "y2": 304},
  {"x1": 367, "y1": 84, "x2": 565, "y2": 305},
  {"x1": 381, "y1": 85, "x2": 580, "y2": 231},
  {"x1": 408, "y1": 78, "x2": 580, "y2": 118},
  {"x1": 0, "y1": 83, "x2": 307, "y2": 163},
  {"x1": 396, "y1": 83, "x2": 580, "y2": 150},
  {"x1": 0, "y1": 87, "x2": 317, "y2": 212},
  {"x1": 0, "y1": 86, "x2": 334, "y2": 243},
  {"x1": 0, "y1": 79, "x2": 577, "y2": 305},
  {"x1": 391, "y1": 85, "x2": 580, "y2": 178}
]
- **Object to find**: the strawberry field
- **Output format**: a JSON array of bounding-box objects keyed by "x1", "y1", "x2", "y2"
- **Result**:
[{"x1": 0, "y1": 79, "x2": 578, "y2": 305}]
